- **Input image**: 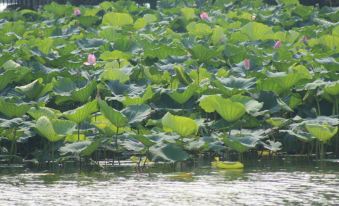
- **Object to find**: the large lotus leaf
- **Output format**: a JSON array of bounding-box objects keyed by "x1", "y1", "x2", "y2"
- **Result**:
[
  {"x1": 212, "y1": 26, "x2": 225, "y2": 45},
  {"x1": 223, "y1": 129, "x2": 265, "y2": 153},
  {"x1": 181, "y1": 7, "x2": 196, "y2": 20},
  {"x1": 77, "y1": 39, "x2": 106, "y2": 50},
  {"x1": 144, "y1": 44, "x2": 186, "y2": 59},
  {"x1": 174, "y1": 65, "x2": 192, "y2": 85},
  {"x1": 149, "y1": 143, "x2": 189, "y2": 162},
  {"x1": 161, "y1": 112, "x2": 198, "y2": 137},
  {"x1": 44, "y1": 2, "x2": 72, "y2": 17},
  {"x1": 199, "y1": 95, "x2": 246, "y2": 122},
  {"x1": 60, "y1": 140, "x2": 101, "y2": 157},
  {"x1": 305, "y1": 124, "x2": 338, "y2": 142},
  {"x1": 189, "y1": 44, "x2": 220, "y2": 63},
  {"x1": 258, "y1": 69, "x2": 311, "y2": 95},
  {"x1": 91, "y1": 115, "x2": 128, "y2": 135},
  {"x1": 2, "y1": 60, "x2": 21, "y2": 70},
  {"x1": 28, "y1": 107, "x2": 61, "y2": 120},
  {"x1": 214, "y1": 76, "x2": 256, "y2": 96},
  {"x1": 15, "y1": 78, "x2": 44, "y2": 99},
  {"x1": 324, "y1": 81, "x2": 339, "y2": 96},
  {"x1": 63, "y1": 100, "x2": 98, "y2": 124},
  {"x1": 51, "y1": 119, "x2": 76, "y2": 136},
  {"x1": 53, "y1": 77, "x2": 77, "y2": 96},
  {"x1": 102, "y1": 12, "x2": 134, "y2": 27},
  {"x1": 144, "y1": 68, "x2": 171, "y2": 84},
  {"x1": 65, "y1": 134, "x2": 87, "y2": 143},
  {"x1": 168, "y1": 84, "x2": 198, "y2": 104},
  {"x1": 129, "y1": 134, "x2": 155, "y2": 147},
  {"x1": 31, "y1": 38, "x2": 54, "y2": 54},
  {"x1": 236, "y1": 22, "x2": 274, "y2": 41},
  {"x1": 35, "y1": 116, "x2": 60, "y2": 142},
  {"x1": 186, "y1": 22, "x2": 212, "y2": 37},
  {"x1": 0, "y1": 70, "x2": 19, "y2": 92},
  {"x1": 122, "y1": 85, "x2": 154, "y2": 106},
  {"x1": 100, "y1": 50, "x2": 131, "y2": 61},
  {"x1": 100, "y1": 67, "x2": 131, "y2": 83},
  {"x1": 230, "y1": 95, "x2": 263, "y2": 115},
  {"x1": 78, "y1": 16, "x2": 100, "y2": 27},
  {"x1": 0, "y1": 99, "x2": 32, "y2": 118},
  {"x1": 266, "y1": 117, "x2": 289, "y2": 127},
  {"x1": 122, "y1": 104, "x2": 151, "y2": 124},
  {"x1": 98, "y1": 99, "x2": 128, "y2": 128},
  {"x1": 71, "y1": 81, "x2": 97, "y2": 103}
]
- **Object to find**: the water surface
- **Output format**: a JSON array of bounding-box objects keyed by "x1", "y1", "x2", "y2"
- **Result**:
[{"x1": 0, "y1": 160, "x2": 338, "y2": 205}]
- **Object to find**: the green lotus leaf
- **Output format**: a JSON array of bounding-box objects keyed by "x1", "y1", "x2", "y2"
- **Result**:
[
  {"x1": 236, "y1": 22, "x2": 274, "y2": 41},
  {"x1": 15, "y1": 78, "x2": 44, "y2": 99},
  {"x1": 36, "y1": 116, "x2": 60, "y2": 142},
  {"x1": 186, "y1": 22, "x2": 212, "y2": 37},
  {"x1": 266, "y1": 117, "x2": 289, "y2": 127},
  {"x1": 0, "y1": 99, "x2": 32, "y2": 118},
  {"x1": 60, "y1": 140, "x2": 101, "y2": 157},
  {"x1": 35, "y1": 116, "x2": 75, "y2": 142},
  {"x1": 305, "y1": 124, "x2": 338, "y2": 142},
  {"x1": 44, "y1": 2, "x2": 72, "y2": 17},
  {"x1": 230, "y1": 95, "x2": 263, "y2": 115},
  {"x1": 63, "y1": 100, "x2": 98, "y2": 124},
  {"x1": 98, "y1": 99, "x2": 128, "y2": 128},
  {"x1": 2, "y1": 60, "x2": 21, "y2": 70},
  {"x1": 149, "y1": 143, "x2": 189, "y2": 162},
  {"x1": 52, "y1": 119, "x2": 77, "y2": 136},
  {"x1": 65, "y1": 134, "x2": 87, "y2": 143},
  {"x1": 100, "y1": 67, "x2": 131, "y2": 83},
  {"x1": 161, "y1": 112, "x2": 198, "y2": 137},
  {"x1": 27, "y1": 107, "x2": 61, "y2": 120},
  {"x1": 144, "y1": 44, "x2": 186, "y2": 59},
  {"x1": 199, "y1": 95, "x2": 246, "y2": 122},
  {"x1": 211, "y1": 26, "x2": 225, "y2": 45},
  {"x1": 91, "y1": 115, "x2": 129, "y2": 135},
  {"x1": 168, "y1": 84, "x2": 198, "y2": 104},
  {"x1": 71, "y1": 81, "x2": 97, "y2": 103},
  {"x1": 78, "y1": 16, "x2": 100, "y2": 27},
  {"x1": 181, "y1": 7, "x2": 196, "y2": 21},
  {"x1": 100, "y1": 50, "x2": 131, "y2": 61},
  {"x1": 189, "y1": 44, "x2": 220, "y2": 63},
  {"x1": 122, "y1": 104, "x2": 152, "y2": 124},
  {"x1": 122, "y1": 85, "x2": 154, "y2": 106},
  {"x1": 134, "y1": 18, "x2": 148, "y2": 30},
  {"x1": 324, "y1": 81, "x2": 339, "y2": 96},
  {"x1": 223, "y1": 129, "x2": 266, "y2": 153},
  {"x1": 102, "y1": 12, "x2": 134, "y2": 27}
]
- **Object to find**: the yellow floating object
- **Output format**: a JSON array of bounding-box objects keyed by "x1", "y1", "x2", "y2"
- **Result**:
[
  {"x1": 169, "y1": 172, "x2": 193, "y2": 179},
  {"x1": 211, "y1": 157, "x2": 244, "y2": 169}
]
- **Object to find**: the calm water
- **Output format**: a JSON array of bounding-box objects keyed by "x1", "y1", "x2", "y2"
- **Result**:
[{"x1": 0, "y1": 159, "x2": 339, "y2": 205}]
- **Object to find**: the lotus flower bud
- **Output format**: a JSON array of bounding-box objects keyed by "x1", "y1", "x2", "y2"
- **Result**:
[
  {"x1": 200, "y1": 12, "x2": 209, "y2": 20},
  {"x1": 274, "y1": 40, "x2": 282, "y2": 49},
  {"x1": 243, "y1": 58, "x2": 250, "y2": 70},
  {"x1": 74, "y1": 8, "x2": 81, "y2": 16},
  {"x1": 84, "y1": 54, "x2": 96, "y2": 66},
  {"x1": 251, "y1": 15, "x2": 256, "y2": 20}
]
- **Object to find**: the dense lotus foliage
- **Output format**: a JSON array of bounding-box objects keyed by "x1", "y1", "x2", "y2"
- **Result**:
[{"x1": 0, "y1": 0, "x2": 338, "y2": 166}]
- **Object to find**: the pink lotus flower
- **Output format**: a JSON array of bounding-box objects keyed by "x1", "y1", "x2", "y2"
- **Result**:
[
  {"x1": 200, "y1": 12, "x2": 209, "y2": 20},
  {"x1": 243, "y1": 59, "x2": 250, "y2": 70},
  {"x1": 274, "y1": 40, "x2": 282, "y2": 49},
  {"x1": 73, "y1": 8, "x2": 81, "y2": 16},
  {"x1": 84, "y1": 54, "x2": 96, "y2": 66}
]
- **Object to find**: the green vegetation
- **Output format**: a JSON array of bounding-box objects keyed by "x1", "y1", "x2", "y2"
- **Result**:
[{"x1": 0, "y1": 0, "x2": 338, "y2": 169}]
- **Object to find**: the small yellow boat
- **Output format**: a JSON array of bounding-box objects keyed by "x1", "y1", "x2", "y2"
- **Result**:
[{"x1": 211, "y1": 157, "x2": 244, "y2": 169}]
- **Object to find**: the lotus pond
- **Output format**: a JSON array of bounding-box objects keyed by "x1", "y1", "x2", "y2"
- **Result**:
[
  {"x1": 0, "y1": 0, "x2": 339, "y2": 203},
  {"x1": 1, "y1": 159, "x2": 339, "y2": 205}
]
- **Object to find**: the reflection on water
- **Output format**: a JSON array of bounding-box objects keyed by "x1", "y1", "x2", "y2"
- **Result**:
[{"x1": 0, "y1": 160, "x2": 339, "y2": 205}]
